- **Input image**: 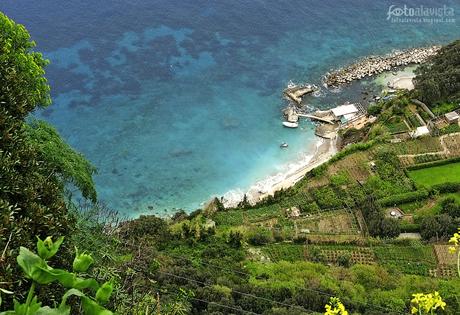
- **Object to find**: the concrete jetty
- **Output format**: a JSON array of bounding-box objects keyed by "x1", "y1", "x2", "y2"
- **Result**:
[
  {"x1": 302, "y1": 113, "x2": 335, "y2": 125},
  {"x1": 283, "y1": 83, "x2": 317, "y2": 105},
  {"x1": 324, "y1": 46, "x2": 440, "y2": 87}
]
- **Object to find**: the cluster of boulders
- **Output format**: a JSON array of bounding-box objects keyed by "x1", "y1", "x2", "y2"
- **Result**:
[{"x1": 324, "y1": 46, "x2": 441, "y2": 87}]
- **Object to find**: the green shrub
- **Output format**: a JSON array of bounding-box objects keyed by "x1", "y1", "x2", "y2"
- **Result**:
[
  {"x1": 407, "y1": 157, "x2": 460, "y2": 171},
  {"x1": 399, "y1": 222, "x2": 421, "y2": 233},
  {"x1": 228, "y1": 231, "x2": 244, "y2": 248},
  {"x1": 337, "y1": 253, "x2": 351, "y2": 267},
  {"x1": 420, "y1": 214, "x2": 456, "y2": 241},
  {"x1": 439, "y1": 197, "x2": 460, "y2": 218},
  {"x1": 312, "y1": 187, "x2": 343, "y2": 209},
  {"x1": 368, "y1": 104, "x2": 383, "y2": 116},
  {"x1": 431, "y1": 182, "x2": 460, "y2": 194},
  {"x1": 378, "y1": 189, "x2": 430, "y2": 207},
  {"x1": 247, "y1": 228, "x2": 273, "y2": 246},
  {"x1": 308, "y1": 247, "x2": 326, "y2": 263}
]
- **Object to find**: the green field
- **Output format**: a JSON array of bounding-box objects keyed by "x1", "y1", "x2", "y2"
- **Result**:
[{"x1": 409, "y1": 162, "x2": 460, "y2": 186}]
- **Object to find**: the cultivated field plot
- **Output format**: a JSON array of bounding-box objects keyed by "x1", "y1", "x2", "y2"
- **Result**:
[
  {"x1": 384, "y1": 117, "x2": 410, "y2": 134},
  {"x1": 213, "y1": 204, "x2": 283, "y2": 227},
  {"x1": 278, "y1": 192, "x2": 316, "y2": 212},
  {"x1": 320, "y1": 248, "x2": 375, "y2": 265},
  {"x1": 399, "y1": 153, "x2": 446, "y2": 167},
  {"x1": 429, "y1": 265, "x2": 458, "y2": 278},
  {"x1": 295, "y1": 209, "x2": 359, "y2": 235},
  {"x1": 246, "y1": 204, "x2": 283, "y2": 223},
  {"x1": 408, "y1": 162, "x2": 460, "y2": 186},
  {"x1": 261, "y1": 244, "x2": 305, "y2": 262},
  {"x1": 380, "y1": 137, "x2": 443, "y2": 155},
  {"x1": 327, "y1": 152, "x2": 371, "y2": 182},
  {"x1": 374, "y1": 244, "x2": 436, "y2": 263},
  {"x1": 444, "y1": 133, "x2": 460, "y2": 157},
  {"x1": 374, "y1": 244, "x2": 436, "y2": 276},
  {"x1": 305, "y1": 234, "x2": 365, "y2": 244},
  {"x1": 304, "y1": 175, "x2": 329, "y2": 189},
  {"x1": 213, "y1": 210, "x2": 244, "y2": 226},
  {"x1": 433, "y1": 245, "x2": 458, "y2": 265}
]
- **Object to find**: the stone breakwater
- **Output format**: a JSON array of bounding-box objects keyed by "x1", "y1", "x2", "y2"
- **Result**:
[{"x1": 324, "y1": 45, "x2": 441, "y2": 87}]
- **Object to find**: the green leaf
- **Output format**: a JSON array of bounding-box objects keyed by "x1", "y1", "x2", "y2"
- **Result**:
[
  {"x1": 16, "y1": 247, "x2": 47, "y2": 280},
  {"x1": 12, "y1": 296, "x2": 41, "y2": 315},
  {"x1": 82, "y1": 297, "x2": 114, "y2": 315},
  {"x1": 37, "y1": 267, "x2": 75, "y2": 287},
  {"x1": 35, "y1": 289, "x2": 87, "y2": 315},
  {"x1": 32, "y1": 266, "x2": 99, "y2": 291},
  {"x1": 95, "y1": 282, "x2": 113, "y2": 305},
  {"x1": 36, "y1": 236, "x2": 64, "y2": 260},
  {"x1": 36, "y1": 306, "x2": 70, "y2": 315},
  {"x1": 17, "y1": 247, "x2": 75, "y2": 286},
  {"x1": 72, "y1": 278, "x2": 99, "y2": 291},
  {"x1": 28, "y1": 295, "x2": 42, "y2": 314},
  {"x1": 60, "y1": 289, "x2": 85, "y2": 308}
]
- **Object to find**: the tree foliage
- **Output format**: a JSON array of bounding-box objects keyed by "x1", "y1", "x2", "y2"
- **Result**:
[
  {"x1": 25, "y1": 120, "x2": 97, "y2": 202},
  {"x1": 0, "y1": 13, "x2": 50, "y2": 119},
  {"x1": 414, "y1": 40, "x2": 460, "y2": 105},
  {"x1": 0, "y1": 12, "x2": 96, "y2": 308}
]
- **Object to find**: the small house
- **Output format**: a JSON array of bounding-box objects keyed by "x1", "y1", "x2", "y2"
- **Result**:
[
  {"x1": 286, "y1": 206, "x2": 301, "y2": 218},
  {"x1": 445, "y1": 111, "x2": 459, "y2": 124},
  {"x1": 331, "y1": 104, "x2": 359, "y2": 122},
  {"x1": 410, "y1": 126, "x2": 430, "y2": 138}
]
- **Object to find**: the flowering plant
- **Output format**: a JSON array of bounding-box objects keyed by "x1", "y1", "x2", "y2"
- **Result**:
[
  {"x1": 410, "y1": 292, "x2": 446, "y2": 315},
  {"x1": 324, "y1": 297, "x2": 348, "y2": 315}
]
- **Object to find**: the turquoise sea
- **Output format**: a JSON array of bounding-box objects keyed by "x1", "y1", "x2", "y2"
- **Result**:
[{"x1": 2, "y1": 0, "x2": 458, "y2": 216}]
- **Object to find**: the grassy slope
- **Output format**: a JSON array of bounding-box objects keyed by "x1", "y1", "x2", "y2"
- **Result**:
[{"x1": 408, "y1": 162, "x2": 460, "y2": 186}]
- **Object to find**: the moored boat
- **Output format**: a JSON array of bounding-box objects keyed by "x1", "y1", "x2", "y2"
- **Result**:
[{"x1": 282, "y1": 121, "x2": 299, "y2": 128}]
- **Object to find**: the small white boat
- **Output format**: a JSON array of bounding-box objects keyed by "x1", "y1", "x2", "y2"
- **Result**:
[
  {"x1": 282, "y1": 121, "x2": 299, "y2": 128},
  {"x1": 280, "y1": 142, "x2": 288, "y2": 148}
]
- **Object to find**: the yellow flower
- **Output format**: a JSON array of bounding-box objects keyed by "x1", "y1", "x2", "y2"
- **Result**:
[
  {"x1": 411, "y1": 292, "x2": 446, "y2": 314},
  {"x1": 324, "y1": 297, "x2": 348, "y2": 315}
]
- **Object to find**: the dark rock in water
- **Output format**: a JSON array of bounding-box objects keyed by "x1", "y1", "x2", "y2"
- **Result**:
[
  {"x1": 147, "y1": 205, "x2": 154, "y2": 210},
  {"x1": 169, "y1": 148, "x2": 193, "y2": 158}
]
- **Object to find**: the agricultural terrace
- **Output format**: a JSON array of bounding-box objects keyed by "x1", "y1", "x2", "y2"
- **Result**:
[{"x1": 209, "y1": 130, "x2": 460, "y2": 282}]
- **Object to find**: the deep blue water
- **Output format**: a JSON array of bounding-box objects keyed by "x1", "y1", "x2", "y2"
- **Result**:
[{"x1": 2, "y1": 0, "x2": 458, "y2": 216}]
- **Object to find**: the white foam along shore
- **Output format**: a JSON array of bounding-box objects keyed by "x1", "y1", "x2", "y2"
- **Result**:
[{"x1": 220, "y1": 136, "x2": 338, "y2": 208}]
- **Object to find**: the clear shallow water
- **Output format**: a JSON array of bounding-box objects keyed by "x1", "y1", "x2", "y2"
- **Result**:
[{"x1": 2, "y1": 0, "x2": 458, "y2": 216}]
